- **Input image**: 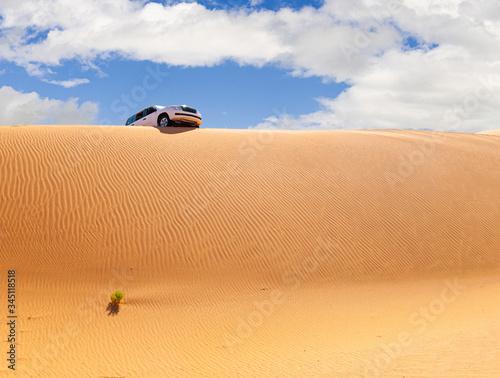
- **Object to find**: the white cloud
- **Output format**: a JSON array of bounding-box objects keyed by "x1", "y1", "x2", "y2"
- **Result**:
[
  {"x1": 255, "y1": 0, "x2": 500, "y2": 132},
  {"x1": 0, "y1": 1, "x2": 288, "y2": 70},
  {"x1": 1, "y1": 0, "x2": 500, "y2": 131},
  {"x1": 255, "y1": 48, "x2": 500, "y2": 133},
  {"x1": 0, "y1": 0, "x2": 401, "y2": 79},
  {"x1": 0, "y1": 86, "x2": 98, "y2": 125},
  {"x1": 41, "y1": 78, "x2": 90, "y2": 88}
]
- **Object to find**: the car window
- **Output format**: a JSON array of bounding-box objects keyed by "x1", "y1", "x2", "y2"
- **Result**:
[
  {"x1": 135, "y1": 110, "x2": 145, "y2": 120},
  {"x1": 126, "y1": 115, "x2": 135, "y2": 125},
  {"x1": 145, "y1": 107, "x2": 156, "y2": 116}
]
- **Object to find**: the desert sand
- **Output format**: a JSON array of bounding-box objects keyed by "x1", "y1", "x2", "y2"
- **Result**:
[{"x1": 0, "y1": 125, "x2": 499, "y2": 377}]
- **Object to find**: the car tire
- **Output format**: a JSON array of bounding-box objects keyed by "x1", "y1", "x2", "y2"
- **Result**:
[{"x1": 158, "y1": 114, "x2": 171, "y2": 127}]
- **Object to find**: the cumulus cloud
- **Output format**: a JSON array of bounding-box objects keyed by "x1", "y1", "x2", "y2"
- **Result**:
[
  {"x1": 1, "y1": 0, "x2": 500, "y2": 131},
  {"x1": 0, "y1": 0, "x2": 401, "y2": 79},
  {"x1": 0, "y1": 1, "x2": 287, "y2": 70},
  {"x1": 0, "y1": 86, "x2": 98, "y2": 125},
  {"x1": 254, "y1": 0, "x2": 500, "y2": 132},
  {"x1": 255, "y1": 48, "x2": 500, "y2": 132}
]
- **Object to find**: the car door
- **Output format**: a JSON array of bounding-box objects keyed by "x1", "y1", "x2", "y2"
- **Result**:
[{"x1": 142, "y1": 107, "x2": 158, "y2": 126}]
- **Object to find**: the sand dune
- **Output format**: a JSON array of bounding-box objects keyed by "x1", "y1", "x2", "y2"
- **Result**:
[{"x1": 0, "y1": 125, "x2": 499, "y2": 376}]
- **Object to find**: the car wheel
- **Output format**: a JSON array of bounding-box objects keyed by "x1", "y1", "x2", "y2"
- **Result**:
[{"x1": 158, "y1": 114, "x2": 171, "y2": 127}]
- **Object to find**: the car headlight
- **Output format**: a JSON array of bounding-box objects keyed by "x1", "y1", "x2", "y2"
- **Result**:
[{"x1": 168, "y1": 105, "x2": 182, "y2": 110}]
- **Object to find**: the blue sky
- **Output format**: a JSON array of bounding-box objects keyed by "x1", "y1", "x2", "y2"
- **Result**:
[
  {"x1": 187, "y1": 0, "x2": 323, "y2": 11},
  {"x1": 1, "y1": 0, "x2": 499, "y2": 131},
  {"x1": 0, "y1": 58, "x2": 347, "y2": 128}
]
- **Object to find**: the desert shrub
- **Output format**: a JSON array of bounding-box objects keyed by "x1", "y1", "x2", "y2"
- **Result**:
[{"x1": 110, "y1": 290, "x2": 124, "y2": 305}]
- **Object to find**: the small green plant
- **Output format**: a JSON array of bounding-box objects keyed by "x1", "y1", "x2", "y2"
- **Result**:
[{"x1": 110, "y1": 290, "x2": 124, "y2": 306}]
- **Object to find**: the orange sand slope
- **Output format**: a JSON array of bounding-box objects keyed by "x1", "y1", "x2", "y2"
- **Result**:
[{"x1": 0, "y1": 125, "x2": 499, "y2": 377}]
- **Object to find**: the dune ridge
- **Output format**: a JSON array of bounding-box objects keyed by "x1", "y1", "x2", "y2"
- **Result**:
[{"x1": 0, "y1": 125, "x2": 499, "y2": 376}]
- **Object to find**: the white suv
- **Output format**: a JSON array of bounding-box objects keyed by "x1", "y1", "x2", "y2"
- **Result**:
[{"x1": 124, "y1": 105, "x2": 202, "y2": 127}]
